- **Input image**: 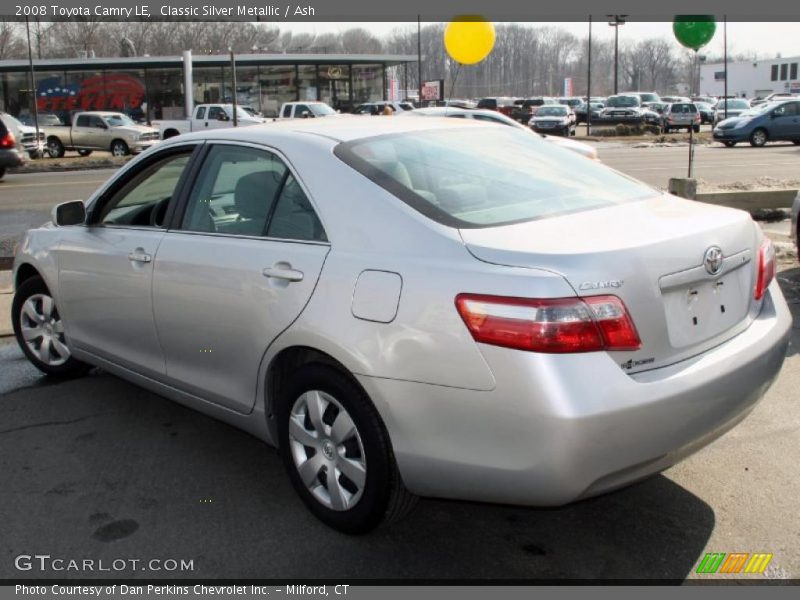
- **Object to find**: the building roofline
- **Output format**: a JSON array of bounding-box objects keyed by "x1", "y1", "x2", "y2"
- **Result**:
[{"x1": 0, "y1": 53, "x2": 418, "y2": 72}]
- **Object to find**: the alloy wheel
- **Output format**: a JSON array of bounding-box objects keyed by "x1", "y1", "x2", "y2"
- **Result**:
[
  {"x1": 288, "y1": 390, "x2": 367, "y2": 511},
  {"x1": 19, "y1": 293, "x2": 70, "y2": 366}
]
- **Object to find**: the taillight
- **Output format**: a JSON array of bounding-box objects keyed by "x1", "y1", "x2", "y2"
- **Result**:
[
  {"x1": 0, "y1": 132, "x2": 15, "y2": 148},
  {"x1": 754, "y1": 238, "x2": 776, "y2": 301},
  {"x1": 455, "y1": 294, "x2": 641, "y2": 353}
]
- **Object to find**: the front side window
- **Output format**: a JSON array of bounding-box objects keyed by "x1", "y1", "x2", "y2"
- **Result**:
[
  {"x1": 180, "y1": 145, "x2": 326, "y2": 242},
  {"x1": 89, "y1": 115, "x2": 106, "y2": 128},
  {"x1": 773, "y1": 102, "x2": 798, "y2": 117},
  {"x1": 334, "y1": 127, "x2": 655, "y2": 229},
  {"x1": 97, "y1": 151, "x2": 192, "y2": 227}
]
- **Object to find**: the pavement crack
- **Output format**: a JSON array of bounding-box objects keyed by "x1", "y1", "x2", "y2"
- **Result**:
[{"x1": 0, "y1": 414, "x2": 106, "y2": 435}]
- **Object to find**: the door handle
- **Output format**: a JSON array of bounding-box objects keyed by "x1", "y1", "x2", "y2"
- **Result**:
[
  {"x1": 262, "y1": 266, "x2": 304, "y2": 282},
  {"x1": 128, "y1": 250, "x2": 152, "y2": 263}
]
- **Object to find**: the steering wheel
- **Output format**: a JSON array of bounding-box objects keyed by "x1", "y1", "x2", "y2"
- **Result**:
[{"x1": 150, "y1": 197, "x2": 171, "y2": 227}]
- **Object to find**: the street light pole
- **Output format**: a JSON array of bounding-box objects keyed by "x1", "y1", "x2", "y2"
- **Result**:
[
  {"x1": 607, "y1": 15, "x2": 627, "y2": 94},
  {"x1": 587, "y1": 15, "x2": 592, "y2": 135},
  {"x1": 24, "y1": 16, "x2": 41, "y2": 157}
]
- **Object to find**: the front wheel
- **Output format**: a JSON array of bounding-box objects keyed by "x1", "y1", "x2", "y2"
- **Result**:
[
  {"x1": 12, "y1": 276, "x2": 90, "y2": 378},
  {"x1": 277, "y1": 364, "x2": 417, "y2": 534},
  {"x1": 47, "y1": 137, "x2": 65, "y2": 158},
  {"x1": 723, "y1": 141, "x2": 737, "y2": 147},
  {"x1": 77, "y1": 149, "x2": 93, "y2": 157},
  {"x1": 110, "y1": 140, "x2": 129, "y2": 157},
  {"x1": 692, "y1": 125, "x2": 700, "y2": 133},
  {"x1": 750, "y1": 128, "x2": 768, "y2": 147}
]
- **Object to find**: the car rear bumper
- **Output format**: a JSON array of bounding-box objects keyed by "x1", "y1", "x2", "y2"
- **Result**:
[
  {"x1": 358, "y1": 281, "x2": 791, "y2": 506},
  {"x1": 0, "y1": 148, "x2": 25, "y2": 168}
]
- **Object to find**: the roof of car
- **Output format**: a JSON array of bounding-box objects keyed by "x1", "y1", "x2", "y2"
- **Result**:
[{"x1": 170, "y1": 114, "x2": 496, "y2": 146}]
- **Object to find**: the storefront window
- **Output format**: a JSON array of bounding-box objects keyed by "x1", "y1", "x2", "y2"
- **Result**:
[
  {"x1": 1, "y1": 71, "x2": 33, "y2": 118},
  {"x1": 297, "y1": 65, "x2": 317, "y2": 103},
  {"x1": 318, "y1": 65, "x2": 351, "y2": 111},
  {"x1": 193, "y1": 66, "x2": 225, "y2": 105},
  {"x1": 234, "y1": 66, "x2": 261, "y2": 114},
  {"x1": 145, "y1": 68, "x2": 184, "y2": 121},
  {"x1": 352, "y1": 64, "x2": 384, "y2": 103},
  {"x1": 259, "y1": 65, "x2": 296, "y2": 117}
]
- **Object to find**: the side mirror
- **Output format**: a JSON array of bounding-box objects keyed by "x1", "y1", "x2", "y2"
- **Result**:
[
  {"x1": 301, "y1": 111, "x2": 311, "y2": 119},
  {"x1": 217, "y1": 113, "x2": 230, "y2": 121},
  {"x1": 52, "y1": 200, "x2": 86, "y2": 227}
]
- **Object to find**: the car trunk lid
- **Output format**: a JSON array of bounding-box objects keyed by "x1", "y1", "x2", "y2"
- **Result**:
[{"x1": 459, "y1": 194, "x2": 761, "y2": 372}]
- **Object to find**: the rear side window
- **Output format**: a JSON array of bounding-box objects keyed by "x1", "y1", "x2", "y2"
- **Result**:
[
  {"x1": 282, "y1": 105, "x2": 292, "y2": 118},
  {"x1": 334, "y1": 127, "x2": 655, "y2": 229},
  {"x1": 76, "y1": 114, "x2": 90, "y2": 127},
  {"x1": 196, "y1": 107, "x2": 206, "y2": 120}
]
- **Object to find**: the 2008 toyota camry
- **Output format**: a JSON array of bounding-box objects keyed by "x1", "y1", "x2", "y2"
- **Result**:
[{"x1": 11, "y1": 118, "x2": 791, "y2": 533}]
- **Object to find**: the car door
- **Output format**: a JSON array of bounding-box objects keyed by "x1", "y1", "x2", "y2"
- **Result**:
[
  {"x1": 56, "y1": 144, "x2": 199, "y2": 377},
  {"x1": 151, "y1": 142, "x2": 330, "y2": 413},
  {"x1": 770, "y1": 102, "x2": 800, "y2": 139},
  {"x1": 70, "y1": 113, "x2": 93, "y2": 148},
  {"x1": 205, "y1": 106, "x2": 230, "y2": 130}
]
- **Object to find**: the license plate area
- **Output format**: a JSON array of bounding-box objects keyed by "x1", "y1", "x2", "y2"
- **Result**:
[{"x1": 660, "y1": 257, "x2": 751, "y2": 348}]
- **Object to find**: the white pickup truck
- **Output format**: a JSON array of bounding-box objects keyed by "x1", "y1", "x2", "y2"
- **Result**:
[
  {"x1": 153, "y1": 104, "x2": 264, "y2": 139},
  {"x1": 278, "y1": 102, "x2": 338, "y2": 119}
]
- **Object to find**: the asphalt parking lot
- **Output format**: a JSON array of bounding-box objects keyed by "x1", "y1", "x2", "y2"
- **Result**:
[{"x1": 0, "y1": 254, "x2": 798, "y2": 580}]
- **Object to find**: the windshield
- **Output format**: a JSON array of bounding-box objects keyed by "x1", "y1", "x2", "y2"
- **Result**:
[
  {"x1": 537, "y1": 107, "x2": 567, "y2": 117},
  {"x1": 105, "y1": 114, "x2": 136, "y2": 127},
  {"x1": 310, "y1": 104, "x2": 336, "y2": 116},
  {"x1": 739, "y1": 104, "x2": 773, "y2": 117},
  {"x1": 719, "y1": 100, "x2": 749, "y2": 110},
  {"x1": 639, "y1": 93, "x2": 659, "y2": 103},
  {"x1": 334, "y1": 127, "x2": 654, "y2": 228},
  {"x1": 606, "y1": 96, "x2": 639, "y2": 108}
]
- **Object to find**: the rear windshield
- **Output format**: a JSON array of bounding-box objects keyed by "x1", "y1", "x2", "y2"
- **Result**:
[
  {"x1": 333, "y1": 127, "x2": 655, "y2": 228},
  {"x1": 670, "y1": 103, "x2": 697, "y2": 113},
  {"x1": 607, "y1": 96, "x2": 640, "y2": 107}
]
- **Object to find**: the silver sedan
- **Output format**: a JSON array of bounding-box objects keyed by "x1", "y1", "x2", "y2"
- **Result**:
[{"x1": 11, "y1": 118, "x2": 792, "y2": 533}]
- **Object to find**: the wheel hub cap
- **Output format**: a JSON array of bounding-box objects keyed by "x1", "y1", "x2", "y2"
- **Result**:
[
  {"x1": 19, "y1": 293, "x2": 70, "y2": 367},
  {"x1": 288, "y1": 390, "x2": 367, "y2": 511}
]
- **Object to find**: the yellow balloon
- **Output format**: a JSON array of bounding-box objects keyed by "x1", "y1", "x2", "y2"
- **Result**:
[{"x1": 444, "y1": 18, "x2": 496, "y2": 65}]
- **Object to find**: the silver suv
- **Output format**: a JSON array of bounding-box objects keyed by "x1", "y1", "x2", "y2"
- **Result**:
[{"x1": 663, "y1": 102, "x2": 701, "y2": 133}]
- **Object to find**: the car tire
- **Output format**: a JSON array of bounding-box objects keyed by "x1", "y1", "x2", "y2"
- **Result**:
[
  {"x1": 723, "y1": 141, "x2": 737, "y2": 147},
  {"x1": 110, "y1": 139, "x2": 130, "y2": 157},
  {"x1": 693, "y1": 125, "x2": 700, "y2": 133},
  {"x1": 749, "y1": 128, "x2": 768, "y2": 147},
  {"x1": 47, "y1": 137, "x2": 65, "y2": 158},
  {"x1": 0, "y1": 167, "x2": 5, "y2": 179},
  {"x1": 793, "y1": 140, "x2": 800, "y2": 145},
  {"x1": 277, "y1": 363, "x2": 417, "y2": 534},
  {"x1": 12, "y1": 276, "x2": 90, "y2": 378},
  {"x1": 77, "y1": 149, "x2": 93, "y2": 157}
]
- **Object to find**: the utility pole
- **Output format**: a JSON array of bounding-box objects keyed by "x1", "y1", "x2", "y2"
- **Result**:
[
  {"x1": 417, "y1": 16, "x2": 423, "y2": 106},
  {"x1": 587, "y1": 15, "x2": 592, "y2": 135},
  {"x1": 723, "y1": 15, "x2": 728, "y2": 119},
  {"x1": 230, "y1": 48, "x2": 238, "y2": 127},
  {"x1": 24, "y1": 16, "x2": 41, "y2": 157},
  {"x1": 607, "y1": 15, "x2": 627, "y2": 94}
]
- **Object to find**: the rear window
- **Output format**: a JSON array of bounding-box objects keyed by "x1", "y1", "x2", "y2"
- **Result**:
[
  {"x1": 670, "y1": 103, "x2": 697, "y2": 113},
  {"x1": 334, "y1": 127, "x2": 655, "y2": 229}
]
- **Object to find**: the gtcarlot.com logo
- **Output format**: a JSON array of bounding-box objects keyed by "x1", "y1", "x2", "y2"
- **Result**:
[
  {"x1": 14, "y1": 554, "x2": 194, "y2": 573},
  {"x1": 696, "y1": 552, "x2": 773, "y2": 574}
]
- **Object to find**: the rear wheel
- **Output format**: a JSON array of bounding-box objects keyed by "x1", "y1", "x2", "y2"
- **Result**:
[
  {"x1": 750, "y1": 128, "x2": 768, "y2": 147},
  {"x1": 12, "y1": 276, "x2": 90, "y2": 378},
  {"x1": 277, "y1": 363, "x2": 417, "y2": 534},
  {"x1": 47, "y1": 137, "x2": 65, "y2": 158},
  {"x1": 723, "y1": 141, "x2": 737, "y2": 147},
  {"x1": 692, "y1": 125, "x2": 700, "y2": 133}
]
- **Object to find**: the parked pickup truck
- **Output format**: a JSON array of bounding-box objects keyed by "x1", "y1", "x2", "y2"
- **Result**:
[
  {"x1": 44, "y1": 111, "x2": 160, "y2": 158},
  {"x1": 154, "y1": 104, "x2": 265, "y2": 139},
  {"x1": 279, "y1": 102, "x2": 338, "y2": 119}
]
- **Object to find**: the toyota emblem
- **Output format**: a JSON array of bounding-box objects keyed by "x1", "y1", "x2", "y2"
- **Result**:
[{"x1": 703, "y1": 246, "x2": 724, "y2": 275}]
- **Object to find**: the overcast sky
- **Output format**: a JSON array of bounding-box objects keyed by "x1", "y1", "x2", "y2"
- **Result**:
[{"x1": 283, "y1": 22, "x2": 800, "y2": 60}]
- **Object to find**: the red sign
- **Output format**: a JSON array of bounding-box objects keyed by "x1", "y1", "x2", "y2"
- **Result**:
[{"x1": 37, "y1": 73, "x2": 145, "y2": 113}]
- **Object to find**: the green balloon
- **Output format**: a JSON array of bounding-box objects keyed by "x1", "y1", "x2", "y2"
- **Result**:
[{"x1": 673, "y1": 17, "x2": 717, "y2": 51}]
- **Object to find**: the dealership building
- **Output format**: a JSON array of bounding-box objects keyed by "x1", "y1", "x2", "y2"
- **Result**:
[
  {"x1": 0, "y1": 52, "x2": 416, "y2": 122},
  {"x1": 699, "y1": 55, "x2": 800, "y2": 99}
]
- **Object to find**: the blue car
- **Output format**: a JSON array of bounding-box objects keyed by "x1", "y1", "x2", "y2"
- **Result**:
[{"x1": 713, "y1": 99, "x2": 800, "y2": 147}]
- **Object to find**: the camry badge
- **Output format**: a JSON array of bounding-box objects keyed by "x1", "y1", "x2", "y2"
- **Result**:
[{"x1": 703, "y1": 246, "x2": 724, "y2": 275}]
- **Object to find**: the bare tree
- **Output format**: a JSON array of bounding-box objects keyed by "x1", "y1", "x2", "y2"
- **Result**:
[{"x1": 0, "y1": 20, "x2": 24, "y2": 59}]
